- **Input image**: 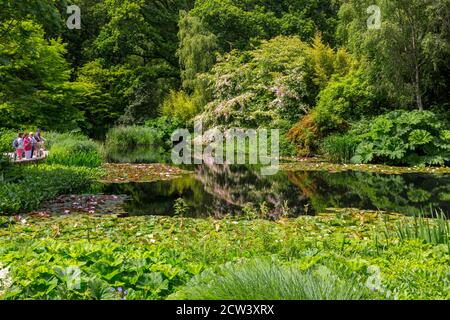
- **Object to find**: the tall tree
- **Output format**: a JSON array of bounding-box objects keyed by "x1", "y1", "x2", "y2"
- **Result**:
[
  {"x1": 190, "y1": 0, "x2": 340, "y2": 52},
  {"x1": 177, "y1": 10, "x2": 218, "y2": 92},
  {"x1": 73, "y1": 0, "x2": 194, "y2": 131},
  {"x1": 0, "y1": 0, "x2": 66, "y2": 39},
  {"x1": 0, "y1": 20, "x2": 82, "y2": 130},
  {"x1": 338, "y1": 0, "x2": 450, "y2": 111}
]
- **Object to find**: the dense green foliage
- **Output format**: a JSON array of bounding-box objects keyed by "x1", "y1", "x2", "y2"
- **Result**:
[
  {"x1": 312, "y1": 69, "x2": 376, "y2": 135},
  {"x1": 338, "y1": 0, "x2": 450, "y2": 111},
  {"x1": 0, "y1": 20, "x2": 82, "y2": 131},
  {"x1": 188, "y1": 0, "x2": 340, "y2": 52},
  {"x1": 160, "y1": 90, "x2": 200, "y2": 123},
  {"x1": 0, "y1": 0, "x2": 194, "y2": 136},
  {"x1": 0, "y1": 131, "x2": 102, "y2": 215},
  {"x1": 1, "y1": 0, "x2": 449, "y2": 302},
  {"x1": 103, "y1": 125, "x2": 171, "y2": 163},
  {"x1": 0, "y1": 212, "x2": 448, "y2": 299},
  {"x1": 351, "y1": 111, "x2": 450, "y2": 166},
  {"x1": 318, "y1": 111, "x2": 450, "y2": 166},
  {"x1": 198, "y1": 36, "x2": 311, "y2": 129},
  {"x1": 198, "y1": 34, "x2": 354, "y2": 129},
  {"x1": 46, "y1": 133, "x2": 102, "y2": 168},
  {"x1": 1, "y1": 0, "x2": 448, "y2": 165},
  {"x1": 0, "y1": 129, "x2": 16, "y2": 154},
  {"x1": 105, "y1": 126, "x2": 163, "y2": 150},
  {"x1": 0, "y1": 165, "x2": 101, "y2": 214}
]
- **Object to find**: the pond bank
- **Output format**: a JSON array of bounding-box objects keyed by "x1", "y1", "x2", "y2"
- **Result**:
[{"x1": 281, "y1": 157, "x2": 450, "y2": 174}]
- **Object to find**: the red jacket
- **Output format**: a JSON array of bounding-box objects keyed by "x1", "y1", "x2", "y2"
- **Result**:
[{"x1": 24, "y1": 137, "x2": 32, "y2": 151}]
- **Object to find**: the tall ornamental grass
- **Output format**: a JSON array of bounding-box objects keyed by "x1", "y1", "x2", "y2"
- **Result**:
[
  {"x1": 46, "y1": 133, "x2": 102, "y2": 168},
  {"x1": 105, "y1": 126, "x2": 163, "y2": 149},
  {"x1": 103, "y1": 126, "x2": 167, "y2": 163},
  {"x1": 169, "y1": 259, "x2": 372, "y2": 300},
  {"x1": 384, "y1": 210, "x2": 449, "y2": 246},
  {"x1": 320, "y1": 133, "x2": 359, "y2": 163}
]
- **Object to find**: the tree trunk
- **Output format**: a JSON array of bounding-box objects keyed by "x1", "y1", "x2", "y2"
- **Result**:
[
  {"x1": 414, "y1": 64, "x2": 423, "y2": 111},
  {"x1": 410, "y1": 22, "x2": 423, "y2": 111}
]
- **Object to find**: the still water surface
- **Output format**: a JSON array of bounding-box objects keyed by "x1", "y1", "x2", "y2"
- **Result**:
[{"x1": 101, "y1": 164, "x2": 450, "y2": 218}]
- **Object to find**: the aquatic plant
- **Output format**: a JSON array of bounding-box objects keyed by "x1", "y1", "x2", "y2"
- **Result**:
[{"x1": 384, "y1": 210, "x2": 449, "y2": 245}]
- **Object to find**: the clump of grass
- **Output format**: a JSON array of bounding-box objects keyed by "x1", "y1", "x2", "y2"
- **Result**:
[
  {"x1": 168, "y1": 258, "x2": 372, "y2": 300},
  {"x1": 384, "y1": 209, "x2": 449, "y2": 245},
  {"x1": 46, "y1": 133, "x2": 102, "y2": 168},
  {"x1": 103, "y1": 126, "x2": 167, "y2": 163},
  {"x1": 105, "y1": 126, "x2": 163, "y2": 149},
  {"x1": 320, "y1": 133, "x2": 359, "y2": 163}
]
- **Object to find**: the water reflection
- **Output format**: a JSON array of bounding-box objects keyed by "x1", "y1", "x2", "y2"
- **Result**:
[{"x1": 101, "y1": 164, "x2": 450, "y2": 218}]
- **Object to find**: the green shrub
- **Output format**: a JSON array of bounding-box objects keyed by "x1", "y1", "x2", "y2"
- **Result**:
[
  {"x1": 46, "y1": 133, "x2": 102, "y2": 168},
  {"x1": 169, "y1": 259, "x2": 372, "y2": 300},
  {"x1": 0, "y1": 129, "x2": 18, "y2": 154},
  {"x1": 351, "y1": 110, "x2": 450, "y2": 166},
  {"x1": 320, "y1": 133, "x2": 360, "y2": 163},
  {"x1": 0, "y1": 236, "x2": 191, "y2": 300},
  {"x1": 0, "y1": 154, "x2": 12, "y2": 172},
  {"x1": 312, "y1": 69, "x2": 376, "y2": 136},
  {"x1": 287, "y1": 114, "x2": 320, "y2": 156},
  {"x1": 160, "y1": 90, "x2": 200, "y2": 122},
  {"x1": 145, "y1": 116, "x2": 186, "y2": 149},
  {"x1": 101, "y1": 145, "x2": 169, "y2": 164},
  {"x1": 288, "y1": 69, "x2": 377, "y2": 156},
  {"x1": 41, "y1": 131, "x2": 67, "y2": 150},
  {"x1": 0, "y1": 213, "x2": 448, "y2": 299},
  {"x1": 198, "y1": 36, "x2": 313, "y2": 129},
  {"x1": 0, "y1": 165, "x2": 101, "y2": 214}
]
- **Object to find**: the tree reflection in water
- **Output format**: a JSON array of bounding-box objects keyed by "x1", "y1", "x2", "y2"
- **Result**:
[{"x1": 102, "y1": 164, "x2": 450, "y2": 218}]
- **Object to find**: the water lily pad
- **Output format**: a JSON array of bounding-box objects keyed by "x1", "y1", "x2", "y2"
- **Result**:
[
  {"x1": 280, "y1": 158, "x2": 450, "y2": 174},
  {"x1": 100, "y1": 163, "x2": 188, "y2": 183},
  {"x1": 29, "y1": 194, "x2": 128, "y2": 216}
]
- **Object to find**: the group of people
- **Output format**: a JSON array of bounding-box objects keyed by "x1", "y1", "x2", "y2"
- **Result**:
[{"x1": 12, "y1": 129, "x2": 45, "y2": 161}]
